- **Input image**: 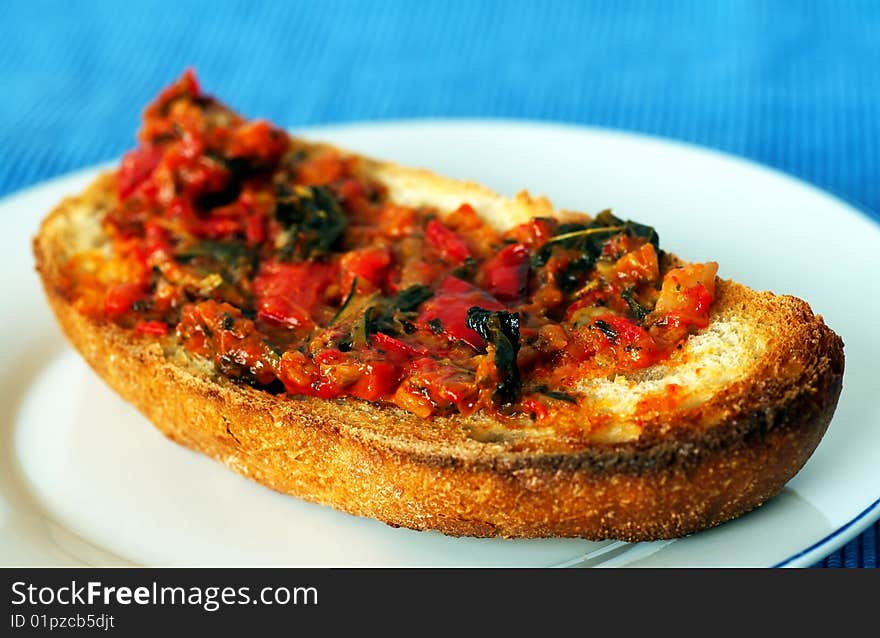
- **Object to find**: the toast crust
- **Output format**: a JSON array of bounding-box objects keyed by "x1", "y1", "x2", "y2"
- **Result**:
[{"x1": 33, "y1": 166, "x2": 845, "y2": 540}]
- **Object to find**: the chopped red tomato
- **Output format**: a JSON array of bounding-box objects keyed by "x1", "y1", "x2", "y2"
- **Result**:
[
  {"x1": 483, "y1": 243, "x2": 530, "y2": 301},
  {"x1": 417, "y1": 276, "x2": 504, "y2": 349},
  {"x1": 348, "y1": 360, "x2": 400, "y2": 401},
  {"x1": 341, "y1": 246, "x2": 393, "y2": 292},
  {"x1": 371, "y1": 332, "x2": 430, "y2": 358},
  {"x1": 279, "y1": 350, "x2": 318, "y2": 395},
  {"x1": 139, "y1": 68, "x2": 205, "y2": 144},
  {"x1": 563, "y1": 313, "x2": 659, "y2": 368},
  {"x1": 297, "y1": 151, "x2": 348, "y2": 185},
  {"x1": 392, "y1": 357, "x2": 481, "y2": 416},
  {"x1": 227, "y1": 120, "x2": 288, "y2": 165},
  {"x1": 425, "y1": 219, "x2": 471, "y2": 263},
  {"x1": 134, "y1": 320, "x2": 169, "y2": 336},
  {"x1": 142, "y1": 220, "x2": 172, "y2": 263},
  {"x1": 610, "y1": 243, "x2": 660, "y2": 284},
  {"x1": 117, "y1": 145, "x2": 164, "y2": 200},
  {"x1": 519, "y1": 395, "x2": 550, "y2": 420},
  {"x1": 104, "y1": 283, "x2": 145, "y2": 318},
  {"x1": 380, "y1": 204, "x2": 418, "y2": 238},
  {"x1": 647, "y1": 262, "x2": 718, "y2": 348},
  {"x1": 503, "y1": 218, "x2": 557, "y2": 249},
  {"x1": 282, "y1": 348, "x2": 400, "y2": 402},
  {"x1": 253, "y1": 261, "x2": 338, "y2": 329}
]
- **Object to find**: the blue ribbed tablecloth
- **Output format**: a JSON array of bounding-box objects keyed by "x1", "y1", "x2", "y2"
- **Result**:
[{"x1": 2, "y1": 0, "x2": 877, "y2": 567}]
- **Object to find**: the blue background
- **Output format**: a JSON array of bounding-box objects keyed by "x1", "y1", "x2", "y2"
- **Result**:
[{"x1": 2, "y1": 0, "x2": 877, "y2": 567}]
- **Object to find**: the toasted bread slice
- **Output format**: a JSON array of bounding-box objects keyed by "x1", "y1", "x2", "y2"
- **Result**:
[{"x1": 34, "y1": 147, "x2": 844, "y2": 542}]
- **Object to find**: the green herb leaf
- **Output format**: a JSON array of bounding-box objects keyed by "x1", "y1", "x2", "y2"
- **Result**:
[
  {"x1": 621, "y1": 286, "x2": 651, "y2": 321},
  {"x1": 592, "y1": 318, "x2": 619, "y2": 342},
  {"x1": 173, "y1": 239, "x2": 257, "y2": 290},
  {"x1": 328, "y1": 277, "x2": 358, "y2": 327},
  {"x1": 427, "y1": 318, "x2": 443, "y2": 334},
  {"x1": 538, "y1": 388, "x2": 579, "y2": 404},
  {"x1": 465, "y1": 307, "x2": 522, "y2": 406},
  {"x1": 275, "y1": 184, "x2": 346, "y2": 258},
  {"x1": 531, "y1": 210, "x2": 660, "y2": 295},
  {"x1": 393, "y1": 285, "x2": 434, "y2": 312}
]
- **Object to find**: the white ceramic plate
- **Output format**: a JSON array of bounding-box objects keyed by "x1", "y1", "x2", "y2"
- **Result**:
[{"x1": 2, "y1": 120, "x2": 878, "y2": 568}]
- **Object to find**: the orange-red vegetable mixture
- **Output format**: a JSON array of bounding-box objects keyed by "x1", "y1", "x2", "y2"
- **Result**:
[{"x1": 63, "y1": 71, "x2": 718, "y2": 422}]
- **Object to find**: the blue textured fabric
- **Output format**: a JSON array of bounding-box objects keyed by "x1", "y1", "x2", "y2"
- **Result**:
[{"x1": 2, "y1": 0, "x2": 877, "y2": 567}]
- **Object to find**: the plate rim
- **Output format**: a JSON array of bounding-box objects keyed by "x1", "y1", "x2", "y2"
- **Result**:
[
  {"x1": 774, "y1": 497, "x2": 880, "y2": 567},
  {"x1": 3, "y1": 117, "x2": 878, "y2": 567}
]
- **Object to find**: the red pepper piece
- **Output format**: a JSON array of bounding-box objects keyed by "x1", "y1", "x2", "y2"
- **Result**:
[
  {"x1": 483, "y1": 243, "x2": 530, "y2": 301},
  {"x1": 104, "y1": 283, "x2": 145, "y2": 318},
  {"x1": 134, "y1": 320, "x2": 169, "y2": 336},
  {"x1": 417, "y1": 276, "x2": 504, "y2": 349},
  {"x1": 253, "y1": 261, "x2": 338, "y2": 329},
  {"x1": 371, "y1": 332, "x2": 430, "y2": 358},
  {"x1": 425, "y1": 219, "x2": 471, "y2": 263},
  {"x1": 117, "y1": 145, "x2": 163, "y2": 200},
  {"x1": 341, "y1": 247, "x2": 393, "y2": 291},
  {"x1": 349, "y1": 360, "x2": 400, "y2": 402}
]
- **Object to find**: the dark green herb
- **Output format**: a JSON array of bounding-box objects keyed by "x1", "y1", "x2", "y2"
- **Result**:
[
  {"x1": 196, "y1": 153, "x2": 268, "y2": 210},
  {"x1": 393, "y1": 285, "x2": 434, "y2": 312},
  {"x1": 361, "y1": 285, "x2": 435, "y2": 337},
  {"x1": 593, "y1": 318, "x2": 619, "y2": 343},
  {"x1": 401, "y1": 320, "x2": 416, "y2": 334},
  {"x1": 221, "y1": 313, "x2": 236, "y2": 330},
  {"x1": 531, "y1": 210, "x2": 660, "y2": 295},
  {"x1": 174, "y1": 240, "x2": 257, "y2": 284},
  {"x1": 621, "y1": 286, "x2": 651, "y2": 321},
  {"x1": 196, "y1": 184, "x2": 241, "y2": 210},
  {"x1": 540, "y1": 389, "x2": 579, "y2": 404},
  {"x1": 275, "y1": 184, "x2": 346, "y2": 258},
  {"x1": 361, "y1": 304, "x2": 403, "y2": 340},
  {"x1": 555, "y1": 259, "x2": 594, "y2": 295},
  {"x1": 465, "y1": 307, "x2": 522, "y2": 406},
  {"x1": 328, "y1": 278, "x2": 358, "y2": 327},
  {"x1": 427, "y1": 318, "x2": 443, "y2": 334},
  {"x1": 451, "y1": 256, "x2": 478, "y2": 280},
  {"x1": 262, "y1": 339, "x2": 283, "y2": 357},
  {"x1": 176, "y1": 239, "x2": 252, "y2": 264}
]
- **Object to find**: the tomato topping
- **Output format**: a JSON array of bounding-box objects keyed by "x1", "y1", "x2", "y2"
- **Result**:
[
  {"x1": 341, "y1": 246, "x2": 393, "y2": 292},
  {"x1": 227, "y1": 120, "x2": 288, "y2": 165},
  {"x1": 371, "y1": 332, "x2": 430, "y2": 358},
  {"x1": 134, "y1": 320, "x2": 169, "y2": 336},
  {"x1": 104, "y1": 283, "x2": 145, "y2": 318},
  {"x1": 610, "y1": 242, "x2": 659, "y2": 284},
  {"x1": 520, "y1": 395, "x2": 550, "y2": 420},
  {"x1": 297, "y1": 151, "x2": 348, "y2": 186},
  {"x1": 279, "y1": 350, "x2": 317, "y2": 395},
  {"x1": 425, "y1": 219, "x2": 471, "y2": 263},
  {"x1": 647, "y1": 262, "x2": 718, "y2": 348},
  {"x1": 349, "y1": 360, "x2": 400, "y2": 402},
  {"x1": 504, "y1": 218, "x2": 557, "y2": 248},
  {"x1": 253, "y1": 261, "x2": 338, "y2": 329},
  {"x1": 417, "y1": 276, "x2": 504, "y2": 349},
  {"x1": 75, "y1": 71, "x2": 721, "y2": 423},
  {"x1": 482, "y1": 243, "x2": 530, "y2": 301},
  {"x1": 117, "y1": 145, "x2": 164, "y2": 200}
]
